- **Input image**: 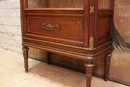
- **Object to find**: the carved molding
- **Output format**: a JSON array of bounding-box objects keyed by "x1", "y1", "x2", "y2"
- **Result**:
[
  {"x1": 23, "y1": 37, "x2": 89, "y2": 50},
  {"x1": 23, "y1": 37, "x2": 112, "y2": 51},
  {"x1": 27, "y1": 17, "x2": 83, "y2": 40}
]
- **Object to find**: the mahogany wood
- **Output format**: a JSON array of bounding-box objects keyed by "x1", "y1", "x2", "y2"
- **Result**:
[
  {"x1": 22, "y1": 46, "x2": 29, "y2": 72},
  {"x1": 104, "y1": 53, "x2": 112, "y2": 81},
  {"x1": 85, "y1": 62, "x2": 94, "y2": 87},
  {"x1": 20, "y1": 0, "x2": 114, "y2": 87}
]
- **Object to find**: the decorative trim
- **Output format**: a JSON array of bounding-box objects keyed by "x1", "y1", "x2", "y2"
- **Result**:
[
  {"x1": 89, "y1": 36, "x2": 94, "y2": 48},
  {"x1": 22, "y1": 47, "x2": 29, "y2": 51},
  {"x1": 77, "y1": 19, "x2": 82, "y2": 40},
  {"x1": 42, "y1": 23, "x2": 60, "y2": 31},
  {"x1": 108, "y1": 54, "x2": 112, "y2": 57},
  {"x1": 23, "y1": 37, "x2": 89, "y2": 50},
  {"x1": 27, "y1": 17, "x2": 83, "y2": 40},
  {"x1": 85, "y1": 63, "x2": 94, "y2": 67},
  {"x1": 77, "y1": 19, "x2": 82, "y2": 24},
  {"x1": 23, "y1": 37, "x2": 112, "y2": 50},
  {"x1": 90, "y1": 5, "x2": 94, "y2": 14}
]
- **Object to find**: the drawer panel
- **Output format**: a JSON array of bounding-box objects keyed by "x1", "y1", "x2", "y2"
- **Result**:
[{"x1": 27, "y1": 16, "x2": 84, "y2": 41}]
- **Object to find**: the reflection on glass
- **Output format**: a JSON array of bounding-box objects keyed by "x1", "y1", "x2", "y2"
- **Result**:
[
  {"x1": 98, "y1": 0, "x2": 112, "y2": 9},
  {"x1": 28, "y1": 0, "x2": 83, "y2": 8}
]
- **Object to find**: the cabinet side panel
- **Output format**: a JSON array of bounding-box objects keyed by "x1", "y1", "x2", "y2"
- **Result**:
[{"x1": 95, "y1": 15, "x2": 112, "y2": 47}]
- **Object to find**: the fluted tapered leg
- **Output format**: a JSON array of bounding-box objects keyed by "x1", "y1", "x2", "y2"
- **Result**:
[
  {"x1": 22, "y1": 46, "x2": 29, "y2": 73},
  {"x1": 104, "y1": 53, "x2": 111, "y2": 81},
  {"x1": 85, "y1": 62, "x2": 94, "y2": 87}
]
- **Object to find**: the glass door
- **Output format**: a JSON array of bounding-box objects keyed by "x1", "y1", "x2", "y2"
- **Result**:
[
  {"x1": 98, "y1": 0, "x2": 112, "y2": 9},
  {"x1": 27, "y1": 0, "x2": 83, "y2": 8}
]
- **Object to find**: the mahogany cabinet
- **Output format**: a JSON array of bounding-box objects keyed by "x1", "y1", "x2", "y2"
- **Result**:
[{"x1": 20, "y1": 0, "x2": 114, "y2": 87}]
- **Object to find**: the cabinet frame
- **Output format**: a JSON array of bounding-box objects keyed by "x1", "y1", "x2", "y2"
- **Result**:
[{"x1": 20, "y1": 0, "x2": 114, "y2": 87}]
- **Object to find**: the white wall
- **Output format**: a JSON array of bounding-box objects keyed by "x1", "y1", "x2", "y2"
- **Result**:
[{"x1": 0, "y1": 0, "x2": 22, "y2": 53}]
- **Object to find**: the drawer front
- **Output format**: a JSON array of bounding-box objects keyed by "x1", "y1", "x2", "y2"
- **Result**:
[{"x1": 26, "y1": 16, "x2": 86, "y2": 46}]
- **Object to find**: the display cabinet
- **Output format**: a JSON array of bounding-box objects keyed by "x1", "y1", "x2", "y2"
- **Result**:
[{"x1": 20, "y1": 0, "x2": 114, "y2": 87}]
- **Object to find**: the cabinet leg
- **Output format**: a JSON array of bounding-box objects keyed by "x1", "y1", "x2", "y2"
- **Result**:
[
  {"x1": 85, "y1": 62, "x2": 94, "y2": 87},
  {"x1": 104, "y1": 53, "x2": 111, "y2": 81},
  {"x1": 22, "y1": 46, "x2": 29, "y2": 73},
  {"x1": 47, "y1": 52, "x2": 51, "y2": 64}
]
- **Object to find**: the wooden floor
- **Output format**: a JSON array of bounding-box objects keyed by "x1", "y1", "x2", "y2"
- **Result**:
[{"x1": 0, "y1": 48, "x2": 128, "y2": 87}]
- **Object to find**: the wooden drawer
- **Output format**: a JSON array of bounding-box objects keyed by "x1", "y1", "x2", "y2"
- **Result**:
[{"x1": 26, "y1": 16, "x2": 85, "y2": 45}]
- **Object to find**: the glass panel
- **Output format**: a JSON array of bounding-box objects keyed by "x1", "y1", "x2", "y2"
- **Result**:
[
  {"x1": 98, "y1": 0, "x2": 112, "y2": 9},
  {"x1": 28, "y1": 0, "x2": 83, "y2": 8}
]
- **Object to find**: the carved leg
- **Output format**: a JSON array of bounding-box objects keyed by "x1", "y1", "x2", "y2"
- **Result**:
[
  {"x1": 85, "y1": 62, "x2": 94, "y2": 87},
  {"x1": 22, "y1": 46, "x2": 29, "y2": 72},
  {"x1": 104, "y1": 53, "x2": 111, "y2": 81},
  {"x1": 47, "y1": 52, "x2": 51, "y2": 64}
]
